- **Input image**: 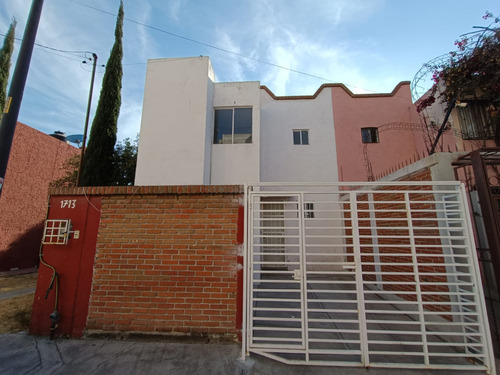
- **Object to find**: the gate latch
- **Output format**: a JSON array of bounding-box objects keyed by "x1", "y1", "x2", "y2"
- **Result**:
[{"x1": 293, "y1": 269, "x2": 301, "y2": 281}]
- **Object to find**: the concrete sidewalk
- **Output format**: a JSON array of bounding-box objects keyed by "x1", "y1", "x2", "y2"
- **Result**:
[
  {"x1": 0, "y1": 287, "x2": 36, "y2": 301},
  {"x1": 0, "y1": 332, "x2": 495, "y2": 375}
]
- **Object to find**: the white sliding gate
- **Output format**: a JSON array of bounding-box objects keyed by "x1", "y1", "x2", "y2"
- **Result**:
[{"x1": 244, "y1": 182, "x2": 495, "y2": 373}]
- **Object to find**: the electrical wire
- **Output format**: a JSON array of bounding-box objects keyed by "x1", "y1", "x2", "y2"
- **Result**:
[
  {"x1": 0, "y1": 32, "x2": 89, "y2": 56},
  {"x1": 38, "y1": 199, "x2": 59, "y2": 312},
  {"x1": 68, "y1": 0, "x2": 398, "y2": 95},
  {"x1": 2, "y1": 3, "x2": 410, "y2": 97},
  {"x1": 1, "y1": 3, "x2": 415, "y2": 106},
  {"x1": 0, "y1": 32, "x2": 91, "y2": 63},
  {"x1": 69, "y1": 1, "x2": 335, "y2": 80},
  {"x1": 37, "y1": 49, "x2": 85, "y2": 63}
]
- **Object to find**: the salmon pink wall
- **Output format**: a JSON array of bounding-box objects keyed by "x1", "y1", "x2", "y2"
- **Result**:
[
  {"x1": 0, "y1": 123, "x2": 79, "y2": 272},
  {"x1": 332, "y1": 83, "x2": 424, "y2": 182}
]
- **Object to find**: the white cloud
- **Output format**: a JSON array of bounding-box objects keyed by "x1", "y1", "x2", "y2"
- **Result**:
[
  {"x1": 213, "y1": 31, "x2": 247, "y2": 82},
  {"x1": 166, "y1": 0, "x2": 182, "y2": 23},
  {"x1": 1, "y1": 0, "x2": 413, "y2": 144},
  {"x1": 117, "y1": 99, "x2": 142, "y2": 141},
  {"x1": 0, "y1": 0, "x2": 145, "y2": 139},
  {"x1": 123, "y1": 2, "x2": 156, "y2": 62},
  {"x1": 204, "y1": 0, "x2": 388, "y2": 96}
]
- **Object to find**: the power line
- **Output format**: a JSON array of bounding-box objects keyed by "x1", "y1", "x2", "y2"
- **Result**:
[
  {"x1": 69, "y1": 0, "x2": 389, "y2": 94},
  {"x1": 38, "y1": 49, "x2": 84, "y2": 63},
  {"x1": 2, "y1": 1, "x2": 410, "y2": 97},
  {"x1": 0, "y1": 32, "x2": 90, "y2": 61}
]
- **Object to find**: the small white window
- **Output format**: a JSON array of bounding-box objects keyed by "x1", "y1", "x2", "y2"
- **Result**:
[
  {"x1": 304, "y1": 203, "x2": 314, "y2": 218},
  {"x1": 293, "y1": 130, "x2": 309, "y2": 145},
  {"x1": 361, "y1": 127, "x2": 379, "y2": 143}
]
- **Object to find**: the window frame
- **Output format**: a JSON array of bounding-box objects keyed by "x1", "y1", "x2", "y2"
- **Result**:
[
  {"x1": 304, "y1": 202, "x2": 314, "y2": 218},
  {"x1": 457, "y1": 101, "x2": 494, "y2": 140},
  {"x1": 213, "y1": 107, "x2": 252, "y2": 144},
  {"x1": 361, "y1": 127, "x2": 379, "y2": 143},
  {"x1": 293, "y1": 129, "x2": 309, "y2": 145}
]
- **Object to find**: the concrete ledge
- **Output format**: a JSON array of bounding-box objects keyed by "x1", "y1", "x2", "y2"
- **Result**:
[
  {"x1": 379, "y1": 152, "x2": 467, "y2": 182},
  {"x1": 49, "y1": 185, "x2": 245, "y2": 196}
]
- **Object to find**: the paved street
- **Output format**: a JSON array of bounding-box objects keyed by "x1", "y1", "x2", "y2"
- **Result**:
[{"x1": 0, "y1": 332, "x2": 495, "y2": 375}]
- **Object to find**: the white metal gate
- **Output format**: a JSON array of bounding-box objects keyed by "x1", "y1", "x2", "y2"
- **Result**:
[{"x1": 244, "y1": 182, "x2": 496, "y2": 372}]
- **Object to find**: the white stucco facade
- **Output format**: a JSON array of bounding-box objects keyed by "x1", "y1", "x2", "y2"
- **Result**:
[
  {"x1": 135, "y1": 56, "x2": 339, "y2": 186},
  {"x1": 260, "y1": 89, "x2": 338, "y2": 183},
  {"x1": 135, "y1": 57, "x2": 215, "y2": 185},
  {"x1": 210, "y1": 82, "x2": 261, "y2": 184}
]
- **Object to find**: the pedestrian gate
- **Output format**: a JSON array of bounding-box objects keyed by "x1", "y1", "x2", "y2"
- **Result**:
[{"x1": 244, "y1": 182, "x2": 495, "y2": 372}]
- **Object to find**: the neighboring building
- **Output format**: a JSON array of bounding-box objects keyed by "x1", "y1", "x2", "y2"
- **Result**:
[
  {"x1": 416, "y1": 85, "x2": 497, "y2": 154},
  {"x1": 330, "y1": 82, "x2": 425, "y2": 181},
  {"x1": 0, "y1": 122, "x2": 79, "y2": 272},
  {"x1": 135, "y1": 57, "x2": 426, "y2": 185},
  {"x1": 135, "y1": 56, "x2": 498, "y2": 186}
]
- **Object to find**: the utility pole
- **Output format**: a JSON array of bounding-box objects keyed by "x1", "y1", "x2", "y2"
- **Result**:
[
  {"x1": 77, "y1": 53, "x2": 97, "y2": 186},
  {"x1": 0, "y1": 0, "x2": 45, "y2": 198}
]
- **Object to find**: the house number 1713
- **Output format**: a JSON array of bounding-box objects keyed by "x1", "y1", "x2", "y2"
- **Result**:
[{"x1": 60, "y1": 199, "x2": 76, "y2": 209}]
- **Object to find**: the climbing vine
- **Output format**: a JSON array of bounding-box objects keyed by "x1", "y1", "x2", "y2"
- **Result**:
[{"x1": 418, "y1": 12, "x2": 500, "y2": 144}]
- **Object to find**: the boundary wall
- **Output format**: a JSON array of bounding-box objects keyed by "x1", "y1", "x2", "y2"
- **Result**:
[{"x1": 30, "y1": 185, "x2": 245, "y2": 341}]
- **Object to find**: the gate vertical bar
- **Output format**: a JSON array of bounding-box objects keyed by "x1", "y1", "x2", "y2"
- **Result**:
[
  {"x1": 404, "y1": 192, "x2": 430, "y2": 366},
  {"x1": 368, "y1": 193, "x2": 382, "y2": 288},
  {"x1": 298, "y1": 193, "x2": 309, "y2": 361},
  {"x1": 242, "y1": 184, "x2": 249, "y2": 360},
  {"x1": 350, "y1": 191, "x2": 369, "y2": 367},
  {"x1": 245, "y1": 189, "x2": 254, "y2": 355}
]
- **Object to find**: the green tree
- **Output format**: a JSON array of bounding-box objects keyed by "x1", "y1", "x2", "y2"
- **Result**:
[
  {"x1": 50, "y1": 154, "x2": 79, "y2": 188},
  {"x1": 51, "y1": 135, "x2": 138, "y2": 188},
  {"x1": 80, "y1": 1, "x2": 124, "y2": 186},
  {"x1": 0, "y1": 19, "x2": 16, "y2": 117},
  {"x1": 111, "y1": 135, "x2": 138, "y2": 185}
]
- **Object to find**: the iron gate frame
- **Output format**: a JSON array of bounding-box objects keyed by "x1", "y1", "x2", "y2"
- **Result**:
[
  {"x1": 453, "y1": 148, "x2": 500, "y2": 353},
  {"x1": 242, "y1": 182, "x2": 496, "y2": 373}
]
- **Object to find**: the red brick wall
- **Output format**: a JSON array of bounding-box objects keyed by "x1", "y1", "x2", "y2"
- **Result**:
[
  {"x1": 0, "y1": 123, "x2": 79, "y2": 271},
  {"x1": 395, "y1": 169, "x2": 451, "y2": 313},
  {"x1": 74, "y1": 185, "x2": 245, "y2": 340},
  {"x1": 344, "y1": 168, "x2": 451, "y2": 314}
]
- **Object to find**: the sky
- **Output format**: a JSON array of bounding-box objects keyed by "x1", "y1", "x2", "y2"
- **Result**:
[{"x1": 0, "y1": 0, "x2": 498, "y2": 143}]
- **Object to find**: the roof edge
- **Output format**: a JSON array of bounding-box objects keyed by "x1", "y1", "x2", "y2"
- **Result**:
[
  {"x1": 49, "y1": 185, "x2": 245, "y2": 196},
  {"x1": 261, "y1": 81, "x2": 411, "y2": 100}
]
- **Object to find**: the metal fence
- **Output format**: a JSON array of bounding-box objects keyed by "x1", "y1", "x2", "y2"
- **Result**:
[{"x1": 244, "y1": 182, "x2": 495, "y2": 372}]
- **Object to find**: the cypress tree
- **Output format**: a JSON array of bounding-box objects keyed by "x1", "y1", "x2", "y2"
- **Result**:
[
  {"x1": 0, "y1": 20, "x2": 16, "y2": 117},
  {"x1": 80, "y1": 1, "x2": 123, "y2": 186}
]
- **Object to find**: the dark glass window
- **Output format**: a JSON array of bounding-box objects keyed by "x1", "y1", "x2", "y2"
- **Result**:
[
  {"x1": 304, "y1": 203, "x2": 314, "y2": 218},
  {"x1": 293, "y1": 130, "x2": 309, "y2": 145},
  {"x1": 214, "y1": 108, "x2": 252, "y2": 144},
  {"x1": 361, "y1": 127, "x2": 379, "y2": 143},
  {"x1": 457, "y1": 102, "x2": 493, "y2": 140},
  {"x1": 233, "y1": 108, "x2": 252, "y2": 144},
  {"x1": 214, "y1": 109, "x2": 232, "y2": 144}
]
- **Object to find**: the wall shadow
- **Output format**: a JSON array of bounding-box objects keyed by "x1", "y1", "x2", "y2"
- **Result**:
[{"x1": 0, "y1": 221, "x2": 44, "y2": 272}]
